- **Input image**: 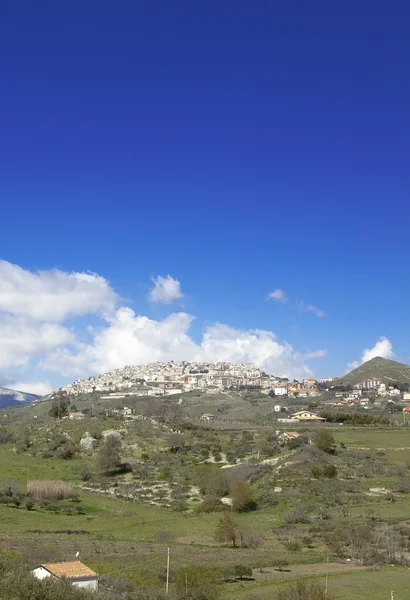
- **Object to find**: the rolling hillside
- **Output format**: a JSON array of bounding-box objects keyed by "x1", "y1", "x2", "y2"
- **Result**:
[{"x1": 341, "y1": 356, "x2": 410, "y2": 386}]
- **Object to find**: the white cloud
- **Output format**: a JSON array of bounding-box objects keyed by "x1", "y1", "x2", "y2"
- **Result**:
[
  {"x1": 0, "y1": 261, "x2": 326, "y2": 388},
  {"x1": 299, "y1": 302, "x2": 326, "y2": 318},
  {"x1": 361, "y1": 336, "x2": 394, "y2": 363},
  {"x1": 0, "y1": 260, "x2": 117, "y2": 321},
  {"x1": 43, "y1": 309, "x2": 320, "y2": 380},
  {"x1": 149, "y1": 275, "x2": 183, "y2": 304},
  {"x1": 346, "y1": 336, "x2": 394, "y2": 372},
  {"x1": 43, "y1": 308, "x2": 198, "y2": 376},
  {"x1": 268, "y1": 289, "x2": 287, "y2": 303},
  {"x1": 0, "y1": 315, "x2": 74, "y2": 369},
  {"x1": 10, "y1": 380, "x2": 53, "y2": 396},
  {"x1": 301, "y1": 349, "x2": 328, "y2": 360}
]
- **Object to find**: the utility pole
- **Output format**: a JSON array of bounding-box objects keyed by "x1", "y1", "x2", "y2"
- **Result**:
[
  {"x1": 391, "y1": 590, "x2": 395, "y2": 600},
  {"x1": 166, "y1": 547, "x2": 170, "y2": 595}
]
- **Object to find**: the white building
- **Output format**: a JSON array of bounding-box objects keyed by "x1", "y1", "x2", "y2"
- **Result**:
[
  {"x1": 32, "y1": 561, "x2": 98, "y2": 592},
  {"x1": 363, "y1": 378, "x2": 381, "y2": 389},
  {"x1": 274, "y1": 386, "x2": 288, "y2": 396}
]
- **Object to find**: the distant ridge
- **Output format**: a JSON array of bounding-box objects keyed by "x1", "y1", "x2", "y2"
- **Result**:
[
  {"x1": 340, "y1": 356, "x2": 410, "y2": 386},
  {"x1": 0, "y1": 386, "x2": 41, "y2": 409}
]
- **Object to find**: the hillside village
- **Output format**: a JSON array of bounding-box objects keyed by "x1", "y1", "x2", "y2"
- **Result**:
[{"x1": 55, "y1": 360, "x2": 410, "y2": 408}]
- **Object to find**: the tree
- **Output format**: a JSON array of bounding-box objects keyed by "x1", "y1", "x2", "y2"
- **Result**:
[
  {"x1": 231, "y1": 482, "x2": 257, "y2": 512},
  {"x1": 202, "y1": 469, "x2": 229, "y2": 497},
  {"x1": 168, "y1": 433, "x2": 188, "y2": 453},
  {"x1": 48, "y1": 395, "x2": 70, "y2": 419},
  {"x1": 313, "y1": 430, "x2": 336, "y2": 454},
  {"x1": 97, "y1": 434, "x2": 122, "y2": 473},
  {"x1": 214, "y1": 513, "x2": 239, "y2": 547},
  {"x1": 175, "y1": 564, "x2": 220, "y2": 600},
  {"x1": 233, "y1": 564, "x2": 253, "y2": 579},
  {"x1": 0, "y1": 480, "x2": 23, "y2": 507}
]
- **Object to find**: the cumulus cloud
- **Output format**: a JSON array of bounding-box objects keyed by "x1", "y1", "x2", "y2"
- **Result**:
[
  {"x1": 10, "y1": 380, "x2": 53, "y2": 396},
  {"x1": 0, "y1": 260, "x2": 117, "y2": 321},
  {"x1": 43, "y1": 308, "x2": 198, "y2": 376},
  {"x1": 149, "y1": 275, "x2": 183, "y2": 304},
  {"x1": 0, "y1": 261, "x2": 326, "y2": 388},
  {"x1": 0, "y1": 315, "x2": 74, "y2": 369},
  {"x1": 361, "y1": 336, "x2": 394, "y2": 363},
  {"x1": 347, "y1": 336, "x2": 394, "y2": 371},
  {"x1": 268, "y1": 289, "x2": 287, "y2": 303},
  {"x1": 43, "y1": 309, "x2": 321, "y2": 380}
]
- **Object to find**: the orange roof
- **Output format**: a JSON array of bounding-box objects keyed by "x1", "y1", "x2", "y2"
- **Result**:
[{"x1": 41, "y1": 561, "x2": 97, "y2": 579}]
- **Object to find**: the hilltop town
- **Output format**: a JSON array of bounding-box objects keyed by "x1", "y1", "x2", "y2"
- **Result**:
[{"x1": 58, "y1": 360, "x2": 318, "y2": 398}]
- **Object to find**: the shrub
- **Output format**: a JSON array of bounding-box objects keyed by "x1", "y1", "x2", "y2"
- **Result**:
[
  {"x1": 200, "y1": 495, "x2": 225, "y2": 513},
  {"x1": 231, "y1": 482, "x2": 257, "y2": 512},
  {"x1": 97, "y1": 434, "x2": 122, "y2": 473},
  {"x1": 285, "y1": 506, "x2": 311, "y2": 524},
  {"x1": 175, "y1": 564, "x2": 220, "y2": 600},
  {"x1": 276, "y1": 578, "x2": 333, "y2": 600},
  {"x1": 25, "y1": 498, "x2": 35, "y2": 511},
  {"x1": 28, "y1": 480, "x2": 72, "y2": 501},
  {"x1": 80, "y1": 468, "x2": 93, "y2": 482},
  {"x1": 283, "y1": 538, "x2": 302, "y2": 552},
  {"x1": 0, "y1": 481, "x2": 23, "y2": 507},
  {"x1": 273, "y1": 559, "x2": 289, "y2": 571},
  {"x1": 311, "y1": 462, "x2": 337, "y2": 479},
  {"x1": 57, "y1": 440, "x2": 77, "y2": 459},
  {"x1": 313, "y1": 430, "x2": 336, "y2": 454},
  {"x1": 234, "y1": 565, "x2": 253, "y2": 579}
]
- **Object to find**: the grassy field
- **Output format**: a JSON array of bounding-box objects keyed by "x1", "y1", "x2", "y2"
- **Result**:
[
  {"x1": 333, "y1": 427, "x2": 410, "y2": 449},
  {"x1": 223, "y1": 566, "x2": 410, "y2": 600},
  {"x1": 1, "y1": 415, "x2": 410, "y2": 594}
]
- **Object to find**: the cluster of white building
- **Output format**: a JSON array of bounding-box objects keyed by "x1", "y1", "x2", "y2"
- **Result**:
[
  {"x1": 59, "y1": 361, "x2": 290, "y2": 396},
  {"x1": 354, "y1": 378, "x2": 401, "y2": 396}
]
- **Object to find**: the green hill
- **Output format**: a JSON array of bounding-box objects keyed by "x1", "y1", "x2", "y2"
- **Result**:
[{"x1": 341, "y1": 356, "x2": 410, "y2": 386}]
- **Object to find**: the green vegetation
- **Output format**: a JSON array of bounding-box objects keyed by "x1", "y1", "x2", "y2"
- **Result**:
[
  {"x1": 1, "y1": 386, "x2": 410, "y2": 598},
  {"x1": 340, "y1": 356, "x2": 410, "y2": 386}
]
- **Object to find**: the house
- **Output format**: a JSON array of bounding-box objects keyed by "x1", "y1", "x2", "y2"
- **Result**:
[
  {"x1": 291, "y1": 411, "x2": 325, "y2": 422},
  {"x1": 402, "y1": 407, "x2": 410, "y2": 414},
  {"x1": 32, "y1": 561, "x2": 98, "y2": 592},
  {"x1": 68, "y1": 412, "x2": 85, "y2": 420},
  {"x1": 274, "y1": 386, "x2": 288, "y2": 396},
  {"x1": 303, "y1": 378, "x2": 317, "y2": 388},
  {"x1": 403, "y1": 393, "x2": 410, "y2": 402},
  {"x1": 200, "y1": 413, "x2": 215, "y2": 421}
]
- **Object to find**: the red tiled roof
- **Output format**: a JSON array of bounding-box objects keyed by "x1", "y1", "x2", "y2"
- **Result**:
[{"x1": 41, "y1": 561, "x2": 97, "y2": 579}]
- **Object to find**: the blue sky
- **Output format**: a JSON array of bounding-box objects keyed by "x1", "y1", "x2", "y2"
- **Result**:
[{"x1": 1, "y1": 1, "x2": 409, "y2": 393}]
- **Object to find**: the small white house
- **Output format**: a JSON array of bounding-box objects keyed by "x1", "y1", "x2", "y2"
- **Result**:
[
  {"x1": 274, "y1": 386, "x2": 288, "y2": 396},
  {"x1": 32, "y1": 561, "x2": 98, "y2": 592}
]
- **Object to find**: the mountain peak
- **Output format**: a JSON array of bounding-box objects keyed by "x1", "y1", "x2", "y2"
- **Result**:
[{"x1": 342, "y1": 356, "x2": 410, "y2": 386}]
